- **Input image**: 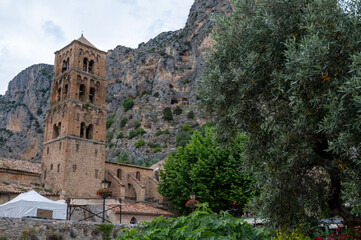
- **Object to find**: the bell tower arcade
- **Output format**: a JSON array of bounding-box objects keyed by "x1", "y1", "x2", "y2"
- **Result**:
[{"x1": 41, "y1": 35, "x2": 107, "y2": 199}]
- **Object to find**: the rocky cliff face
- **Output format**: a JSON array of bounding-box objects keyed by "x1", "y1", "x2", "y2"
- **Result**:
[{"x1": 0, "y1": 0, "x2": 231, "y2": 164}]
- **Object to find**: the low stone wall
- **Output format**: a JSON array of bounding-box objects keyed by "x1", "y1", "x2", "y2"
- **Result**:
[{"x1": 0, "y1": 217, "x2": 136, "y2": 240}]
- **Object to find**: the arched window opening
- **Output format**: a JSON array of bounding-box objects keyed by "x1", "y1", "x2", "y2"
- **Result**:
[
  {"x1": 83, "y1": 58, "x2": 88, "y2": 71},
  {"x1": 117, "y1": 169, "x2": 121, "y2": 179},
  {"x1": 57, "y1": 87, "x2": 61, "y2": 102},
  {"x1": 89, "y1": 87, "x2": 95, "y2": 103},
  {"x1": 130, "y1": 217, "x2": 137, "y2": 224},
  {"x1": 57, "y1": 164, "x2": 60, "y2": 172},
  {"x1": 136, "y1": 171, "x2": 140, "y2": 181},
  {"x1": 64, "y1": 84, "x2": 68, "y2": 98},
  {"x1": 50, "y1": 164, "x2": 53, "y2": 170},
  {"x1": 96, "y1": 81, "x2": 100, "y2": 91},
  {"x1": 80, "y1": 122, "x2": 86, "y2": 138},
  {"x1": 86, "y1": 124, "x2": 93, "y2": 139},
  {"x1": 79, "y1": 84, "x2": 85, "y2": 101},
  {"x1": 89, "y1": 60, "x2": 94, "y2": 73},
  {"x1": 62, "y1": 60, "x2": 67, "y2": 73},
  {"x1": 53, "y1": 123, "x2": 60, "y2": 138}
]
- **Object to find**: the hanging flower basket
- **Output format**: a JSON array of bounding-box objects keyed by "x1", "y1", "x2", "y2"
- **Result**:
[
  {"x1": 97, "y1": 188, "x2": 113, "y2": 198},
  {"x1": 186, "y1": 199, "x2": 200, "y2": 208}
]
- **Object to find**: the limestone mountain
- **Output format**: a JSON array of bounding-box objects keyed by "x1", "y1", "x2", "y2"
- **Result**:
[{"x1": 0, "y1": 0, "x2": 231, "y2": 164}]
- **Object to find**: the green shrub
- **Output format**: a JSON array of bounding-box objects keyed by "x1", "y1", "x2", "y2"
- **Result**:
[
  {"x1": 153, "y1": 92, "x2": 159, "y2": 98},
  {"x1": 135, "y1": 139, "x2": 145, "y2": 148},
  {"x1": 116, "y1": 133, "x2": 124, "y2": 139},
  {"x1": 122, "y1": 98, "x2": 134, "y2": 112},
  {"x1": 106, "y1": 131, "x2": 114, "y2": 142},
  {"x1": 108, "y1": 143, "x2": 114, "y2": 148},
  {"x1": 137, "y1": 128, "x2": 146, "y2": 135},
  {"x1": 106, "y1": 112, "x2": 116, "y2": 130},
  {"x1": 120, "y1": 117, "x2": 128, "y2": 128},
  {"x1": 117, "y1": 154, "x2": 131, "y2": 164},
  {"x1": 129, "y1": 114, "x2": 133, "y2": 120},
  {"x1": 116, "y1": 204, "x2": 271, "y2": 239},
  {"x1": 36, "y1": 107, "x2": 43, "y2": 115},
  {"x1": 174, "y1": 106, "x2": 183, "y2": 115},
  {"x1": 176, "y1": 131, "x2": 192, "y2": 147},
  {"x1": 36, "y1": 128, "x2": 43, "y2": 133},
  {"x1": 153, "y1": 147, "x2": 161, "y2": 153},
  {"x1": 164, "y1": 128, "x2": 170, "y2": 134},
  {"x1": 134, "y1": 121, "x2": 141, "y2": 129},
  {"x1": 128, "y1": 128, "x2": 146, "y2": 139},
  {"x1": 155, "y1": 130, "x2": 163, "y2": 136},
  {"x1": 274, "y1": 229, "x2": 311, "y2": 240},
  {"x1": 182, "y1": 124, "x2": 192, "y2": 132},
  {"x1": 163, "y1": 107, "x2": 173, "y2": 121},
  {"x1": 147, "y1": 142, "x2": 160, "y2": 149},
  {"x1": 187, "y1": 110, "x2": 194, "y2": 119}
]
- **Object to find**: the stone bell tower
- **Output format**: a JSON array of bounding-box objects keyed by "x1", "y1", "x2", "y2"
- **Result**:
[{"x1": 41, "y1": 35, "x2": 107, "y2": 199}]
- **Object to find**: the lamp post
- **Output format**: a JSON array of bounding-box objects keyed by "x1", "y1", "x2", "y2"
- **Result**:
[{"x1": 100, "y1": 179, "x2": 110, "y2": 223}]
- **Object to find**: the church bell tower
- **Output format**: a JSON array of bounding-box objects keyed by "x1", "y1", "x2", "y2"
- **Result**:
[{"x1": 41, "y1": 35, "x2": 107, "y2": 198}]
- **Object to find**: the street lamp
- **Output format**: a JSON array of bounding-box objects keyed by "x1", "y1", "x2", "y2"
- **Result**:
[{"x1": 100, "y1": 179, "x2": 110, "y2": 223}]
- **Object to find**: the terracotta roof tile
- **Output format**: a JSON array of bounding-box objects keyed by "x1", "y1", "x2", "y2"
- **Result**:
[
  {"x1": 0, "y1": 181, "x2": 57, "y2": 196},
  {"x1": 0, "y1": 158, "x2": 41, "y2": 174},
  {"x1": 112, "y1": 201, "x2": 173, "y2": 217}
]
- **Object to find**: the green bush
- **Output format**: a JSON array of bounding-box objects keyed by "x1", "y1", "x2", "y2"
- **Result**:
[
  {"x1": 128, "y1": 128, "x2": 146, "y2": 139},
  {"x1": 135, "y1": 139, "x2": 145, "y2": 148},
  {"x1": 187, "y1": 110, "x2": 194, "y2": 119},
  {"x1": 163, "y1": 107, "x2": 173, "y2": 121},
  {"x1": 174, "y1": 106, "x2": 183, "y2": 115},
  {"x1": 164, "y1": 128, "x2": 170, "y2": 134},
  {"x1": 182, "y1": 124, "x2": 192, "y2": 132},
  {"x1": 122, "y1": 98, "x2": 134, "y2": 112},
  {"x1": 155, "y1": 130, "x2": 163, "y2": 136},
  {"x1": 153, "y1": 92, "x2": 159, "y2": 98},
  {"x1": 176, "y1": 131, "x2": 192, "y2": 147},
  {"x1": 106, "y1": 112, "x2": 116, "y2": 130},
  {"x1": 117, "y1": 154, "x2": 131, "y2": 164},
  {"x1": 134, "y1": 121, "x2": 141, "y2": 129},
  {"x1": 116, "y1": 204, "x2": 271, "y2": 240},
  {"x1": 116, "y1": 133, "x2": 124, "y2": 139},
  {"x1": 36, "y1": 107, "x2": 43, "y2": 115},
  {"x1": 274, "y1": 229, "x2": 310, "y2": 240},
  {"x1": 153, "y1": 147, "x2": 161, "y2": 153},
  {"x1": 147, "y1": 142, "x2": 160, "y2": 149},
  {"x1": 106, "y1": 131, "x2": 114, "y2": 143},
  {"x1": 108, "y1": 143, "x2": 114, "y2": 148},
  {"x1": 120, "y1": 117, "x2": 128, "y2": 128}
]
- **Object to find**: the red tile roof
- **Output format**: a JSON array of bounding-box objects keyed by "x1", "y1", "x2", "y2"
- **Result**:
[
  {"x1": 112, "y1": 201, "x2": 173, "y2": 217},
  {"x1": 0, "y1": 181, "x2": 57, "y2": 196},
  {"x1": 0, "y1": 158, "x2": 41, "y2": 174}
]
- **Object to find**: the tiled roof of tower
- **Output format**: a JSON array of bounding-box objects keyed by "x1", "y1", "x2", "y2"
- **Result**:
[
  {"x1": 76, "y1": 34, "x2": 96, "y2": 49},
  {"x1": 112, "y1": 202, "x2": 174, "y2": 217},
  {"x1": 0, "y1": 158, "x2": 40, "y2": 174}
]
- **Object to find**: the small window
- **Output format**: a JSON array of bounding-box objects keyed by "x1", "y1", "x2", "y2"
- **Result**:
[
  {"x1": 47, "y1": 147, "x2": 49, "y2": 155},
  {"x1": 59, "y1": 142, "x2": 62, "y2": 150},
  {"x1": 79, "y1": 84, "x2": 85, "y2": 101},
  {"x1": 89, "y1": 87, "x2": 95, "y2": 103},
  {"x1": 117, "y1": 169, "x2": 121, "y2": 179},
  {"x1": 136, "y1": 171, "x2": 140, "y2": 181},
  {"x1": 44, "y1": 170, "x2": 47, "y2": 179},
  {"x1": 50, "y1": 164, "x2": 53, "y2": 170},
  {"x1": 57, "y1": 87, "x2": 61, "y2": 102},
  {"x1": 130, "y1": 217, "x2": 137, "y2": 224},
  {"x1": 64, "y1": 84, "x2": 68, "y2": 97},
  {"x1": 62, "y1": 60, "x2": 67, "y2": 73},
  {"x1": 80, "y1": 122, "x2": 86, "y2": 138},
  {"x1": 76, "y1": 144, "x2": 79, "y2": 152},
  {"x1": 57, "y1": 164, "x2": 60, "y2": 172},
  {"x1": 86, "y1": 124, "x2": 93, "y2": 139},
  {"x1": 89, "y1": 60, "x2": 94, "y2": 73},
  {"x1": 95, "y1": 148, "x2": 98, "y2": 157},
  {"x1": 72, "y1": 165, "x2": 77, "y2": 172},
  {"x1": 95, "y1": 169, "x2": 98, "y2": 178},
  {"x1": 83, "y1": 58, "x2": 88, "y2": 71}
]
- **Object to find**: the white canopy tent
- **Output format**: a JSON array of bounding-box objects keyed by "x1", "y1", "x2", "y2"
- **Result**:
[{"x1": 0, "y1": 190, "x2": 67, "y2": 219}]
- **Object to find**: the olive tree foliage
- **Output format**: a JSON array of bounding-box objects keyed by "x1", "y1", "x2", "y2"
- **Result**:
[
  {"x1": 158, "y1": 128, "x2": 253, "y2": 214},
  {"x1": 198, "y1": 0, "x2": 361, "y2": 230}
]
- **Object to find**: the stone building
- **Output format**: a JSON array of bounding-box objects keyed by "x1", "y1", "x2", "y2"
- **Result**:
[{"x1": 0, "y1": 35, "x2": 171, "y2": 223}]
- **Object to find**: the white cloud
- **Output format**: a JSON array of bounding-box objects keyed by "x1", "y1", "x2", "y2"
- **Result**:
[{"x1": 0, "y1": 0, "x2": 194, "y2": 95}]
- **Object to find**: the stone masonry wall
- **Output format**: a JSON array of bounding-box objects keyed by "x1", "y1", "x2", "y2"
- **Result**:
[{"x1": 0, "y1": 217, "x2": 135, "y2": 240}]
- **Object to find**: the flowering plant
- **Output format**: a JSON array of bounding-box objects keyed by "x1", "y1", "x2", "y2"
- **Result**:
[
  {"x1": 316, "y1": 225, "x2": 361, "y2": 240},
  {"x1": 97, "y1": 188, "x2": 113, "y2": 198},
  {"x1": 186, "y1": 199, "x2": 200, "y2": 208}
]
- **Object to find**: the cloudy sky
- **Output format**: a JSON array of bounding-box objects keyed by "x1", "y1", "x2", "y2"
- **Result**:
[{"x1": 0, "y1": 0, "x2": 194, "y2": 95}]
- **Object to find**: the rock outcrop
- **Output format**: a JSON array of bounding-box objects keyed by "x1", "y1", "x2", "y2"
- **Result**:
[{"x1": 0, "y1": 0, "x2": 231, "y2": 164}]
